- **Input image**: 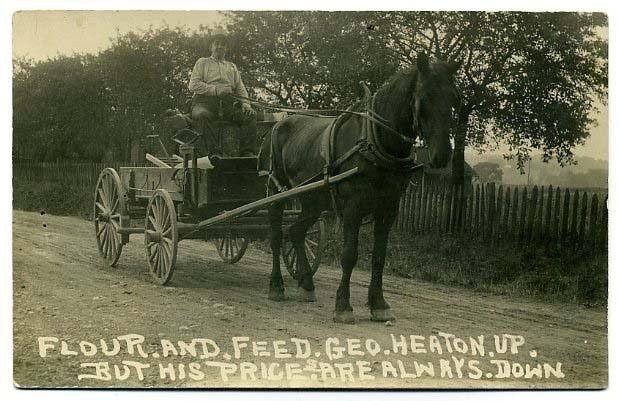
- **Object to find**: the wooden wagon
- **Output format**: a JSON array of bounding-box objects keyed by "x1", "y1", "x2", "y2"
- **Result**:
[{"x1": 93, "y1": 121, "x2": 356, "y2": 285}]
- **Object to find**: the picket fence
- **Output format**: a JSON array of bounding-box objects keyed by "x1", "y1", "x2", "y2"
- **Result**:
[
  {"x1": 394, "y1": 181, "x2": 608, "y2": 250},
  {"x1": 14, "y1": 163, "x2": 608, "y2": 250}
]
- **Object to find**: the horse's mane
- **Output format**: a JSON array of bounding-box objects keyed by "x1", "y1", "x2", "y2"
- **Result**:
[
  {"x1": 334, "y1": 68, "x2": 418, "y2": 128},
  {"x1": 378, "y1": 68, "x2": 417, "y2": 95},
  {"x1": 373, "y1": 68, "x2": 419, "y2": 134}
]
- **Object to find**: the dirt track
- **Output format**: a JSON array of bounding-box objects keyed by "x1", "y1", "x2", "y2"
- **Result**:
[{"x1": 12, "y1": 210, "x2": 607, "y2": 389}]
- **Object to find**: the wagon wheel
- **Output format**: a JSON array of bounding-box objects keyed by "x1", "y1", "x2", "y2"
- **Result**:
[
  {"x1": 214, "y1": 234, "x2": 249, "y2": 264},
  {"x1": 283, "y1": 218, "x2": 326, "y2": 280},
  {"x1": 144, "y1": 189, "x2": 178, "y2": 285},
  {"x1": 94, "y1": 168, "x2": 125, "y2": 267}
]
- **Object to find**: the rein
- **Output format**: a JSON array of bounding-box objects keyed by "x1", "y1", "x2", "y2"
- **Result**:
[
  {"x1": 244, "y1": 89, "x2": 426, "y2": 211},
  {"x1": 228, "y1": 93, "x2": 416, "y2": 145}
]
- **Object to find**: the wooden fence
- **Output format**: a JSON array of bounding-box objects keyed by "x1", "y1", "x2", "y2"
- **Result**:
[
  {"x1": 13, "y1": 162, "x2": 146, "y2": 187},
  {"x1": 395, "y1": 182, "x2": 608, "y2": 250},
  {"x1": 14, "y1": 163, "x2": 608, "y2": 251}
]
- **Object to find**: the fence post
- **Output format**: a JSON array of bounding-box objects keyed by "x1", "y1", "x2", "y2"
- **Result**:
[
  {"x1": 465, "y1": 184, "x2": 473, "y2": 234},
  {"x1": 413, "y1": 183, "x2": 422, "y2": 234},
  {"x1": 435, "y1": 183, "x2": 444, "y2": 234},
  {"x1": 502, "y1": 186, "x2": 510, "y2": 242},
  {"x1": 396, "y1": 187, "x2": 404, "y2": 231},
  {"x1": 534, "y1": 186, "x2": 544, "y2": 243},
  {"x1": 600, "y1": 194, "x2": 608, "y2": 251},
  {"x1": 405, "y1": 184, "x2": 413, "y2": 233},
  {"x1": 561, "y1": 189, "x2": 571, "y2": 246},
  {"x1": 433, "y1": 183, "x2": 442, "y2": 234},
  {"x1": 543, "y1": 185, "x2": 553, "y2": 243},
  {"x1": 570, "y1": 190, "x2": 580, "y2": 242},
  {"x1": 407, "y1": 184, "x2": 416, "y2": 233},
  {"x1": 398, "y1": 185, "x2": 407, "y2": 232},
  {"x1": 578, "y1": 192, "x2": 588, "y2": 246},
  {"x1": 517, "y1": 187, "x2": 528, "y2": 245},
  {"x1": 420, "y1": 181, "x2": 428, "y2": 232},
  {"x1": 474, "y1": 184, "x2": 481, "y2": 237},
  {"x1": 486, "y1": 183, "x2": 495, "y2": 243},
  {"x1": 589, "y1": 194, "x2": 599, "y2": 251},
  {"x1": 426, "y1": 182, "x2": 434, "y2": 233},
  {"x1": 456, "y1": 184, "x2": 465, "y2": 234},
  {"x1": 494, "y1": 185, "x2": 503, "y2": 243},
  {"x1": 425, "y1": 181, "x2": 435, "y2": 232},
  {"x1": 445, "y1": 184, "x2": 454, "y2": 234},
  {"x1": 510, "y1": 187, "x2": 519, "y2": 241},
  {"x1": 525, "y1": 186, "x2": 538, "y2": 245}
]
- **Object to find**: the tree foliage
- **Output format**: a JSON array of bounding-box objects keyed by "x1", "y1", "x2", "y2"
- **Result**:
[
  {"x1": 473, "y1": 162, "x2": 503, "y2": 183},
  {"x1": 13, "y1": 12, "x2": 607, "y2": 169},
  {"x1": 13, "y1": 55, "x2": 110, "y2": 161},
  {"x1": 370, "y1": 12, "x2": 607, "y2": 178},
  {"x1": 226, "y1": 11, "x2": 397, "y2": 108},
  {"x1": 13, "y1": 26, "x2": 213, "y2": 161}
]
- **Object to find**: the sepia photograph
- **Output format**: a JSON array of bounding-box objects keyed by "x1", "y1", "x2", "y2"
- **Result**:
[{"x1": 9, "y1": 4, "x2": 610, "y2": 393}]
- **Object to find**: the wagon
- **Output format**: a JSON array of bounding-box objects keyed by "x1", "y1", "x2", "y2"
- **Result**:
[{"x1": 93, "y1": 121, "x2": 356, "y2": 285}]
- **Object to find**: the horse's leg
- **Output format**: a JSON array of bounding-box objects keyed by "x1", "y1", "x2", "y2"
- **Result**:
[
  {"x1": 288, "y1": 203, "x2": 322, "y2": 302},
  {"x1": 367, "y1": 201, "x2": 399, "y2": 322},
  {"x1": 268, "y1": 201, "x2": 286, "y2": 301},
  {"x1": 334, "y1": 205, "x2": 363, "y2": 324}
]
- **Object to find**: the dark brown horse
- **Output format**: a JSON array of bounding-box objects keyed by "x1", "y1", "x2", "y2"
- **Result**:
[{"x1": 260, "y1": 53, "x2": 460, "y2": 323}]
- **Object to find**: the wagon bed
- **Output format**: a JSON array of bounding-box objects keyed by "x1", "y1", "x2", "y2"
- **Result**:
[{"x1": 93, "y1": 145, "x2": 356, "y2": 285}]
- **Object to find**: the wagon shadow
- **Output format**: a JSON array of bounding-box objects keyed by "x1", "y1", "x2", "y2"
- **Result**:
[{"x1": 158, "y1": 241, "x2": 294, "y2": 292}]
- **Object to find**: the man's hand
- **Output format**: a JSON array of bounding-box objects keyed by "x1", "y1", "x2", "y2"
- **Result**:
[
  {"x1": 241, "y1": 102, "x2": 256, "y2": 117},
  {"x1": 216, "y1": 84, "x2": 233, "y2": 96}
]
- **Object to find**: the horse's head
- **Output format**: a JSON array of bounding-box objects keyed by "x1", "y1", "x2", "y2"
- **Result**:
[{"x1": 413, "y1": 53, "x2": 461, "y2": 169}]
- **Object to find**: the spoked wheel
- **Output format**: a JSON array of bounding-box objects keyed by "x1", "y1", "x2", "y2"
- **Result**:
[
  {"x1": 214, "y1": 234, "x2": 249, "y2": 264},
  {"x1": 144, "y1": 189, "x2": 178, "y2": 285},
  {"x1": 94, "y1": 168, "x2": 125, "y2": 267},
  {"x1": 282, "y1": 218, "x2": 326, "y2": 280}
]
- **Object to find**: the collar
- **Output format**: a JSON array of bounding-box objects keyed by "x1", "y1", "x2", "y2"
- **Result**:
[{"x1": 209, "y1": 56, "x2": 226, "y2": 64}]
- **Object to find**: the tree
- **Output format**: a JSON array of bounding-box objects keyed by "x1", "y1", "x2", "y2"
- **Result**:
[
  {"x1": 95, "y1": 26, "x2": 210, "y2": 160},
  {"x1": 370, "y1": 12, "x2": 607, "y2": 183},
  {"x1": 473, "y1": 162, "x2": 503, "y2": 183},
  {"x1": 13, "y1": 26, "x2": 214, "y2": 162},
  {"x1": 226, "y1": 11, "x2": 397, "y2": 108},
  {"x1": 13, "y1": 12, "x2": 607, "y2": 168},
  {"x1": 13, "y1": 55, "x2": 111, "y2": 161}
]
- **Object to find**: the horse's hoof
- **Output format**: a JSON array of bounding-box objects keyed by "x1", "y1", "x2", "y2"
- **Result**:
[
  {"x1": 370, "y1": 309, "x2": 396, "y2": 322},
  {"x1": 298, "y1": 288, "x2": 316, "y2": 302},
  {"x1": 333, "y1": 310, "x2": 356, "y2": 324},
  {"x1": 268, "y1": 288, "x2": 286, "y2": 301}
]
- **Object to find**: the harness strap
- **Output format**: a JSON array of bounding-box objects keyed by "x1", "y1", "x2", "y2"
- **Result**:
[
  {"x1": 229, "y1": 93, "x2": 415, "y2": 144},
  {"x1": 363, "y1": 94, "x2": 418, "y2": 169},
  {"x1": 262, "y1": 87, "x2": 424, "y2": 214},
  {"x1": 323, "y1": 118, "x2": 341, "y2": 215}
]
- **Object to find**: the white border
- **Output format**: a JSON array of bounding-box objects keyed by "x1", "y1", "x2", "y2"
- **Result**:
[{"x1": 2, "y1": 1, "x2": 615, "y2": 401}]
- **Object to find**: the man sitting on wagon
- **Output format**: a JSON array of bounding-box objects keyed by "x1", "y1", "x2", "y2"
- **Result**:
[{"x1": 188, "y1": 28, "x2": 257, "y2": 157}]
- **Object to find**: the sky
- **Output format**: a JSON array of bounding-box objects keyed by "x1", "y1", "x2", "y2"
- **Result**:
[
  {"x1": 13, "y1": 10, "x2": 224, "y2": 61},
  {"x1": 11, "y1": 9, "x2": 609, "y2": 162}
]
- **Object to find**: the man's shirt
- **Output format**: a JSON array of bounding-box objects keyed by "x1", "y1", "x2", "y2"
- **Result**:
[{"x1": 189, "y1": 57, "x2": 249, "y2": 99}]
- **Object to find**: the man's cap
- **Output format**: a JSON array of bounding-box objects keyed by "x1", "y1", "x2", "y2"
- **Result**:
[{"x1": 210, "y1": 28, "x2": 229, "y2": 42}]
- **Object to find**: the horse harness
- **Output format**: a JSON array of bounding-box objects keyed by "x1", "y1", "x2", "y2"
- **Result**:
[
  {"x1": 318, "y1": 91, "x2": 424, "y2": 215},
  {"x1": 235, "y1": 90, "x2": 425, "y2": 215}
]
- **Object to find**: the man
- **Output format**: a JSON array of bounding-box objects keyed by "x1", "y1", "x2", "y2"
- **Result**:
[{"x1": 189, "y1": 28, "x2": 257, "y2": 156}]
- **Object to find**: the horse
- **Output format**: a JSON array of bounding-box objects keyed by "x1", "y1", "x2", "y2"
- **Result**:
[{"x1": 259, "y1": 53, "x2": 460, "y2": 323}]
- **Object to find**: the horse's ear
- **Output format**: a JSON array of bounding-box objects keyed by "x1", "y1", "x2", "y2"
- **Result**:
[
  {"x1": 448, "y1": 59, "x2": 463, "y2": 75},
  {"x1": 417, "y1": 52, "x2": 430, "y2": 74}
]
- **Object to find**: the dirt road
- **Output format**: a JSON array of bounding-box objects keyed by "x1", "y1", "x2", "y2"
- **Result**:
[{"x1": 12, "y1": 210, "x2": 607, "y2": 389}]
